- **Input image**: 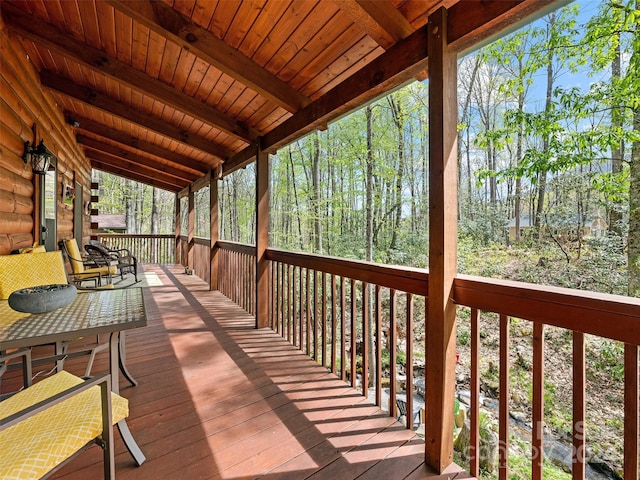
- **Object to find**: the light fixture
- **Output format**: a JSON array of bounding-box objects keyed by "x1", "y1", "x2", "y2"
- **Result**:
[{"x1": 23, "y1": 139, "x2": 55, "y2": 175}]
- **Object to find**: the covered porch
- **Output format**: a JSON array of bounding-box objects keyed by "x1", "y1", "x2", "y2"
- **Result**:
[{"x1": 2, "y1": 264, "x2": 468, "y2": 479}]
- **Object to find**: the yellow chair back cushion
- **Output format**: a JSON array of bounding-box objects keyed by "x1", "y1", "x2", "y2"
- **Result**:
[
  {"x1": 0, "y1": 371, "x2": 128, "y2": 480},
  {"x1": 64, "y1": 239, "x2": 85, "y2": 274},
  {"x1": 20, "y1": 245, "x2": 46, "y2": 254},
  {"x1": 0, "y1": 251, "x2": 68, "y2": 300}
]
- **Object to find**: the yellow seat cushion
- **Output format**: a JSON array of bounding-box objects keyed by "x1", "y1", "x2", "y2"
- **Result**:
[
  {"x1": 20, "y1": 245, "x2": 46, "y2": 254},
  {"x1": 0, "y1": 371, "x2": 128, "y2": 480},
  {"x1": 0, "y1": 252, "x2": 69, "y2": 300}
]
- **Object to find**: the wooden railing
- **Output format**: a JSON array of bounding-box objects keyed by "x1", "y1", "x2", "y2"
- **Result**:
[
  {"x1": 95, "y1": 234, "x2": 175, "y2": 264},
  {"x1": 175, "y1": 239, "x2": 640, "y2": 479},
  {"x1": 217, "y1": 241, "x2": 256, "y2": 315}
]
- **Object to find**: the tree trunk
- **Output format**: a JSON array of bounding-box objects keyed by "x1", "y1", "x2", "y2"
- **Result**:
[
  {"x1": 535, "y1": 13, "x2": 556, "y2": 229},
  {"x1": 311, "y1": 132, "x2": 322, "y2": 253},
  {"x1": 610, "y1": 36, "x2": 623, "y2": 235}
]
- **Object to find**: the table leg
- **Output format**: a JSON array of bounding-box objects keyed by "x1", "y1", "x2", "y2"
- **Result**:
[
  {"x1": 109, "y1": 332, "x2": 146, "y2": 466},
  {"x1": 118, "y1": 332, "x2": 138, "y2": 387}
]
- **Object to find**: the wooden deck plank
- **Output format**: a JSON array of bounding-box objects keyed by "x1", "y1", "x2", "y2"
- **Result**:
[{"x1": 1, "y1": 264, "x2": 475, "y2": 480}]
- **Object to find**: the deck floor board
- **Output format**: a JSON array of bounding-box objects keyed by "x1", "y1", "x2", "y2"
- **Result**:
[{"x1": 1, "y1": 264, "x2": 474, "y2": 479}]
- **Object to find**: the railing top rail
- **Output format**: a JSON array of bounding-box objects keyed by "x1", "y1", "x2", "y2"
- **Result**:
[
  {"x1": 97, "y1": 233, "x2": 175, "y2": 238},
  {"x1": 454, "y1": 274, "x2": 640, "y2": 345},
  {"x1": 266, "y1": 248, "x2": 429, "y2": 296},
  {"x1": 217, "y1": 240, "x2": 257, "y2": 256}
]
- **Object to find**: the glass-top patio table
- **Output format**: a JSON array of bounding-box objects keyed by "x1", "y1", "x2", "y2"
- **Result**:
[{"x1": 0, "y1": 287, "x2": 147, "y2": 466}]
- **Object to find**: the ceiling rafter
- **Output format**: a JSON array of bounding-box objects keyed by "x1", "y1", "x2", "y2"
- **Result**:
[
  {"x1": 106, "y1": 0, "x2": 310, "y2": 114},
  {"x1": 87, "y1": 149, "x2": 189, "y2": 189},
  {"x1": 2, "y1": 4, "x2": 258, "y2": 143},
  {"x1": 68, "y1": 114, "x2": 212, "y2": 175},
  {"x1": 91, "y1": 160, "x2": 183, "y2": 192},
  {"x1": 41, "y1": 71, "x2": 233, "y2": 161},
  {"x1": 333, "y1": 0, "x2": 415, "y2": 49},
  {"x1": 77, "y1": 135, "x2": 199, "y2": 183}
]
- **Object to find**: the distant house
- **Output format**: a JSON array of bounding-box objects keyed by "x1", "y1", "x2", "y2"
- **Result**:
[
  {"x1": 91, "y1": 214, "x2": 127, "y2": 233},
  {"x1": 507, "y1": 214, "x2": 607, "y2": 241}
]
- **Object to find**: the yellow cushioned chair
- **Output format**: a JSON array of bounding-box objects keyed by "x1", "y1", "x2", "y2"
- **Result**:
[
  {"x1": 0, "y1": 371, "x2": 128, "y2": 480},
  {"x1": 61, "y1": 239, "x2": 116, "y2": 287}
]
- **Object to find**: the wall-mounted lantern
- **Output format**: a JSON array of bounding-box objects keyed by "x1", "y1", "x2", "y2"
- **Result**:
[{"x1": 23, "y1": 138, "x2": 56, "y2": 175}]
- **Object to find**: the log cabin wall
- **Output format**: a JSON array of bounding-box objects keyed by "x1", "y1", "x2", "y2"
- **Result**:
[{"x1": 0, "y1": 15, "x2": 91, "y2": 254}]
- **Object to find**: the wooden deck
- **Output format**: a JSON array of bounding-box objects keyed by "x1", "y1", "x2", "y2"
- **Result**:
[{"x1": 4, "y1": 265, "x2": 473, "y2": 479}]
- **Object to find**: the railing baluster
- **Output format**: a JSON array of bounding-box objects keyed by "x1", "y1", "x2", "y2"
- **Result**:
[
  {"x1": 389, "y1": 289, "x2": 397, "y2": 418},
  {"x1": 306, "y1": 268, "x2": 311, "y2": 356},
  {"x1": 313, "y1": 270, "x2": 318, "y2": 362},
  {"x1": 405, "y1": 292, "x2": 414, "y2": 429},
  {"x1": 299, "y1": 267, "x2": 304, "y2": 350},
  {"x1": 362, "y1": 282, "x2": 370, "y2": 397},
  {"x1": 322, "y1": 272, "x2": 327, "y2": 367},
  {"x1": 350, "y1": 278, "x2": 357, "y2": 388},
  {"x1": 624, "y1": 343, "x2": 638, "y2": 480},
  {"x1": 375, "y1": 285, "x2": 382, "y2": 408},
  {"x1": 532, "y1": 322, "x2": 544, "y2": 480},
  {"x1": 470, "y1": 307, "x2": 480, "y2": 476},
  {"x1": 340, "y1": 276, "x2": 346, "y2": 382},
  {"x1": 292, "y1": 266, "x2": 297, "y2": 348},
  {"x1": 499, "y1": 313, "x2": 510, "y2": 480},
  {"x1": 573, "y1": 331, "x2": 585, "y2": 480},
  {"x1": 331, "y1": 274, "x2": 337, "y2": 374},
  {"x1": 287, "y1": 264, "x2": 292, "y2": 343}
]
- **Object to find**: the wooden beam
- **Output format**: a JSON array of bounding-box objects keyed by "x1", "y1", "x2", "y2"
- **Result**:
[
  {"x1": 174, "y1": 193, "x2": 182, "y2": 265},
  {"x1": 70, "y1": 114, "x2": 213, "y2": 174},
  {"x1": 425, "y1": 7, "x2": 457, "y2": 473},
  {"x1": 91, "y1": 160, "x2": 182, "y2": 192},
  {"x1": 85, "y1": 148, "x2": 190, "y2": 189},
  {"x1": 41, "y1": 72, "x2": 234, "y2": 160},
  {"x1": 447, "y1": 0, "x2": 568, "y2": 53},
  {"x1": 256, "y1": 145, "x2": 269, "y2": 329},
  {"x1": 210, "y1": 172, "x2": 219, "y2": 291},
  {"x1": 334, "y1": 0, "x2": 415, "y2": 49},
  {"x1": 2, "y1": 4, "x2": 257, "y2": 143},
  {"x1": 187, "y1": 186, "x2": 195, "y2": 272},
  {"x1": 77, "y1": 135, "x2": 199, "y2": 183},
  {"x1": 226, "y1": 24, "x2": 429, "y2": 172},
  {"x1": 106, "y1": 0, "x2": 310, "y2": 114}
]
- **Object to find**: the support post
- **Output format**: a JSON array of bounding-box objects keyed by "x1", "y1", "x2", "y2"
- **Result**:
[
  {"x1": 174, "y1": 193, "x2": 181, "y2": 265},
  {"x1": 256, "y1": 143, "x2": 270, "y2": 328},
  {"x1": 425, "y1": 6, "x2": 458, "y2": 473},
  {"x1": 210, "y1": 170, "x2": 219, "y2": 290},
  {"x1": 187, "y1": 186, "x2": 194, "y2": 273}
]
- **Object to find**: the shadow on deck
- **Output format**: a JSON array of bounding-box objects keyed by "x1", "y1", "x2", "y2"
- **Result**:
[{"x1": 6, "y1": 264, "x2": 474, "y2": 479}]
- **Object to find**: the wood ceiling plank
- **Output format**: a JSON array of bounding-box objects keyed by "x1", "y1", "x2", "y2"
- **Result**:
[
  {"x1": 91, "y1": 160, "x2": 184, "y2": 192},
  {"x1": 76, "y1": 1, "x2": 102, "y2": 46},
  {"x1": 105, "y1": 0, "x2": 310, "y2": 114},
  {"x1": 238, "y1": 0, "x2": 290, "y2": 59},
  {"x1": 209, "y1": 0, "x2": 240, "y2": 39},
  {"x1": 333, "y1": 0, "x2": 415, "y2": 49},
  {"x1": 41, "y1": 71, "x2": 234, "y2": 161},
  {"x1": 263, "y1": 1, "x2": 333, "y2": 80},
  {"x1": 3, "y1": 4, "x2": 256, "y2": 143},
  {"x1": 224, "y1": 0, "x2": 266, "y2": 50},
  {"x1": 97, "y1": 1, "x2": 119, "y2": 59},
  {"x1": 79, "y1": 137, "x2": 199, "y2": 183},
  {"x1": 69, "y1": 114, "x2": 213, "y2": 174}
]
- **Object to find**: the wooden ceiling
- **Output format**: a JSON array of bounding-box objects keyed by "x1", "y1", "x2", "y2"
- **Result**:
[{"x1": 1, "y1": 0, "x2": 562, "y2": 193}]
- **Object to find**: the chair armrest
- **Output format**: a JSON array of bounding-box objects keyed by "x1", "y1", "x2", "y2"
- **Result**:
[{"x1": 0, "y1": 373, "x2": 112, "y2": 431}]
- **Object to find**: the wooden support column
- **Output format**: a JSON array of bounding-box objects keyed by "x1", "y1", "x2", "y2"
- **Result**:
[
  {"x1": 256, "y1": 144, "x2": 270, "y2": 328},
  {"x1": 426, "y1": 6, "x2": 458, "y2": 473},
  {"x1": 174, "y1": 193, "x2": 181, "y2": 265},
  {"x1": 188, "y1": 186, "x2": 194, "y2": 272},
  {"x1": 210, "y1": 170, "x2": 219, "y2": 290}
]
